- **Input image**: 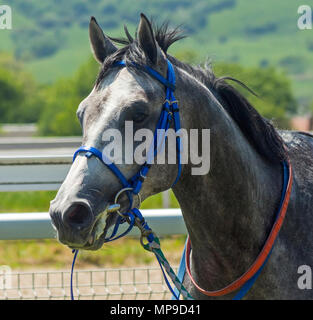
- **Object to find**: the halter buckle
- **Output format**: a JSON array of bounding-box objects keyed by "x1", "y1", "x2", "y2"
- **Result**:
[
  {"x1": 113, "y1": 187, "x2": 142, "y2": 218},
  {"x1": 164, "y1": 99, "x2": 179, "y2": 106}
]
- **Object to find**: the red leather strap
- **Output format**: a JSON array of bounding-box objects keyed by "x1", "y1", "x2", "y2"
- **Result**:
[{"x1": 185, "y1": 162, "x2": 293, "y2": 297}]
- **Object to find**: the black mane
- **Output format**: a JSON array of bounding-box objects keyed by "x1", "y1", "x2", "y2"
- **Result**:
[{"x1": 96, "y1": 22, "x2": 286, "y2": 164}]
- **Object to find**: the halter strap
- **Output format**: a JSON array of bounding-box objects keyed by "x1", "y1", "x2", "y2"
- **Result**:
[
  {"x1": 114, "y1": 60, "x2": 176, "y2": 91},
  {"x1": 73, "y1": 146, "x2": 130, "y2": 188}
]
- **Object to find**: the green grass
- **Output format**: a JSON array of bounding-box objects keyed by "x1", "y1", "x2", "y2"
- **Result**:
[
  {"x1": 0, "y1": 236, "x2": 186, "y2": 270},
  {"x1": 0, "y1": 190, "x2": 179, "y2": 213},
  {"x1": 0, "y1": 191, "x2": 57, "y2": 213}
]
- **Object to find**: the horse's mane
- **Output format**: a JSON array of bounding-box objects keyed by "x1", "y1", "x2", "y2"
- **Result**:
[{"x1": 96, "y1": 21, "x2": 287, "y2": 164}]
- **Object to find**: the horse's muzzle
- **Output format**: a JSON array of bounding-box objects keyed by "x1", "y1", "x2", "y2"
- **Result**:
[{"x1": 50, "y1": 201, "x2": 95, "y2": 248}]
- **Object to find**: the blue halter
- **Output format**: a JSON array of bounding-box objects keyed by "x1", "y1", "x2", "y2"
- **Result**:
[
  {"x1": 72, "y1": 59, "x2": 182, "y2": 242},
  {"x1": 70, "y1": 59, "x2": 184, "y2": 300}
]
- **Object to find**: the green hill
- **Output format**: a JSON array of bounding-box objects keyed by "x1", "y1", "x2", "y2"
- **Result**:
[{"x1": 1, "y1": 0, "x2": 312, "y2": 108}]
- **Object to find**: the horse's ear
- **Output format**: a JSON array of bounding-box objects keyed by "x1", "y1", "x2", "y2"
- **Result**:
[
  {"x1": 137, "y1": 13, "x2": 161, "y2": 65},
  {"x1": 89, "y1": 16, "x2": 117, "y2": 64}
]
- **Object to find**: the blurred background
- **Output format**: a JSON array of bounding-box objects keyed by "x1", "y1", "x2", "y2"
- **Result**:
[{"x1": 0, "y1": 0, "x2": 312, "y2": 271}]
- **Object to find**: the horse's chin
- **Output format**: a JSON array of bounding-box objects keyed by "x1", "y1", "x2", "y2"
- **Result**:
[
  {"x1": 68, "y1": 239, "x2": 105, "y2": 251},
  {"x1": 67, "y1": 205, "x2": 119, "y2": 251}
]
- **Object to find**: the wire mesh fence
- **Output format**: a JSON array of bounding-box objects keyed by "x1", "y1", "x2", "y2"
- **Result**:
[{"x1": 0, "y1": 266, "x2": 178, "y2": 300}]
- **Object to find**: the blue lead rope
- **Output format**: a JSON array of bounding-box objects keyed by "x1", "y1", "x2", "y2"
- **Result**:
[{"x1": 70, "y1": 249, "x2": 79, "y2": 300}]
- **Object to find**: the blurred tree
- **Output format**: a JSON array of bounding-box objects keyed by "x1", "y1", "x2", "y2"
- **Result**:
[
  {"x1": 12, "y1": 30, "x2": 64, "y2": 61},
  {"x1": 213, "y1": 62, "x2": 297, "y2": 128},
  {"x1": 0, "y1": 53, "x2": 42, "y2": 123},
  {"x1": 173, "y1": 49, "x2": 198, "y2": 64},
  {"x1": 38, "y1": 57, "x2": 99, "y2": 136},
  {"x1": 172, "y1": 49, "x2": 296, "y2": 128}
]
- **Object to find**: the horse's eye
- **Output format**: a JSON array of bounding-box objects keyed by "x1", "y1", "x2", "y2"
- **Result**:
[
  {"x1": 76, "y1": 106, "x2": 85, "y2": 127},
  {"x1": 133, "y1": 112, "x2": 148, "y2": 123}
]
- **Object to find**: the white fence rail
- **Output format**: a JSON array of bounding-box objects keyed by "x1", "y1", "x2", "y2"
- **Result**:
[
  {"x1": 0, "y1": 155, "x2": 72, "y2": 192},
  {"x1": 0, "y1": 209, "x2": 186, "y2": 240},
  {"x1": 0, "y1": 137, "x2": 79, "y2": 191}
]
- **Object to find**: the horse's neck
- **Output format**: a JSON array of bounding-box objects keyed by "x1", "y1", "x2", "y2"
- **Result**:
[{"x1": 173, "y1": 70, "x2": 282, "y2": 291}]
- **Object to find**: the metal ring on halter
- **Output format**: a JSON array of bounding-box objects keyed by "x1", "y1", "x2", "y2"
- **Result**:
[
  {"x1": 114, "y1": 187, "x2": 142, "y2": 218},
  {"x1": 139, "y1": 230, "x2": 159, "y2": 251}
]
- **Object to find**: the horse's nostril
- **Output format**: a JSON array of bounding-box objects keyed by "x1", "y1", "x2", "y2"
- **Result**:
[{"x1": 63, "y1": 203, "x2": 93, "y2": 229}]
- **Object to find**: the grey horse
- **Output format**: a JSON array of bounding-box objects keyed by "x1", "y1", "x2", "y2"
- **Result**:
[{"x1": 49, "y1": 14, "x2": 313, "y2": 299}]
